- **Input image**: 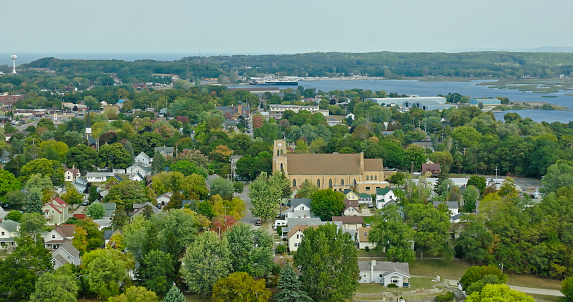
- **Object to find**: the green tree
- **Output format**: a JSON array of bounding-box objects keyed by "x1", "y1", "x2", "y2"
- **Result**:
[
  {"x1": 210, "y1": 177, "x2": 235, "y2": 199},
  {"x1": 86, "y1": 201, "x2": 106, "y2": 219},
  {"x1": 181, "y1": 231, "x2": 232, "y2": 296},
  {"x1": 24, "y1": 173, "x2": 53, "y2": 191},
  {"x1": 0, "y1": 236, "x2": 53, "y2": 301},
  {"x1": 459, "y1": 265, "x2": 507, "y2": 290},
  {"x1": 0, "y1": 170, "x2": 20, "y2": 199},
  {"x1": 25, "y1": 188, "x2": 44, "y2": 214},
  {"x1": 72, "y1": 226, "x2": 89, "y2": 255},
  {"x1": 169, "y1": 160, "x2": 208, "y2": 178},
  {"x1": 164, "y1": 286, "x2": 185, "y2": 302},
  {"x1": 465, "y1": 275, "x2": 503, "y2": 295},
  {"x1": 562, "y1": 276, "x2": 573, "y2": 301},
  {"x1": 182, "y1": 174, "x2": 209, "y2": 200},
  {"x1": 4, "y1": 210, "x2": 23, "y2": 222},
  {"x1": 467, "y1": 175, "x2": 487, "y2": 196},
  {"x1": 74, "y1": 218, "x2": 104, "y2": 251},
  {"x1": 151, "y1": 171, "x2": 185, "y2": 195},
  {"x1": 462, "y1": 186, "x2": 479, "y2": 212},
  {"x1": 88, "y1": 185, "x2": 100, "y2": 203},
  {"x1": 310, "y1": 189, "x2": 345, "y2": 221},
  {"x1": 249, "y1": 172, "x2": 282, "y2": 222},
  {"x1": 21, "y1": 158, "x2": 65, "y2": 186},
  {"x1": 107, "y1": 286, "x2": 159, "y2": 302},
  {"x1": 212, "y1": 272, "x2": 271, "y2": 302},
  {"x1": 275, "y1": 265, "x2": 313, "y2": 302},
  {"x1": 542, "y1": 160, "x2": 573, "y2": 193},
  {"x1": 82, "y1": 249, "x2": 134, "y2": 300},
  {"x1": 296, "y1": 179, "x2": 318, "y2": 198},
  {"x1": 455, "y1": 216, "x2": 493, "y2": 264},
  {"x1": 465, "y1": 284, "x2": 533, "y2": 302},
  {"x1": 30, "y1": 265, "x2": 79, "y2": 302},
  {"x1": 4, "y1": 190, "x2": 27, "y2": 210},
  {"x1": 98, "y1": 142, "x2": 133, "y2": 169},
  {"x1": 65, "y1": 144, "x2": 98, "y2": 173},
  {"x1": 405, "y1": 203, "x2": 451, "y2": 260},
  {"x1": 104, "y1": 180, "x2": 151, "y2": 212},
  {"x1": 137, "y1": 250, "x2": 175, "y2": 295},
  {"x1": 369, "y1": 205, "x2": 415, "y2": 262},
  {"x1": 151, "y1": 152, "x2": 167, "y2": 174},
  {"x1": 226, "y1": 223, "x2": 274, "y2": 278},
  {"x1": 164, "y1": 191, "x2": 184, "y2": 210},
  {"x1": 61, "y1": 183, "x2": 84, "y2": 205},
  {"x1": 294, "y1": 224, "x2": 359, "y2": 302},
  {"x1": 19, "y1": 212, "x2": 46, "y2": 238}
]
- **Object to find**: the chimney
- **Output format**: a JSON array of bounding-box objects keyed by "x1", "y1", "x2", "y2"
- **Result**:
[{"x1": 371, "y1": 260, "x2": 376, "y2": 283}]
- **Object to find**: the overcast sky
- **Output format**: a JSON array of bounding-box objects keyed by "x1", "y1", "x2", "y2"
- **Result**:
[{"x1": 4, "y1": 0, "x2": 572, "y2": 55}]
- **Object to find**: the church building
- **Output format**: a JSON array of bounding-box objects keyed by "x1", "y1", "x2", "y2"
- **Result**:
[{"x1": 272, "y1": 140, "x2": 393, "y2": 194}]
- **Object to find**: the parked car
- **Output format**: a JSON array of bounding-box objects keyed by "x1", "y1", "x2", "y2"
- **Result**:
[
  {"x1": 82, "y1": 201, "x2": 88, "y2": 206},
  {"x1": 255, "y1": 219, "x2": 261, "y2": 226}
]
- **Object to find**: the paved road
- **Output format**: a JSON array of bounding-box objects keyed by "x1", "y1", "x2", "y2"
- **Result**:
[
  {"x1": 508, "y1": 285, "x2": 564, "y2": 297},
  {"x1": 444, "y1": 279, "x2": 564, "y2": 297}
]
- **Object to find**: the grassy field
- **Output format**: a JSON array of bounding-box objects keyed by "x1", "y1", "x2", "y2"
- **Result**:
[{"x1": 410, "y1": 259, "x2": 563, "y2": 290}]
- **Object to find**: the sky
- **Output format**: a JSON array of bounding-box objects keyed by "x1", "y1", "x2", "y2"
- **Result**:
[{"x1": 3, "y1": 0, "x2": 573, "y2": 56}]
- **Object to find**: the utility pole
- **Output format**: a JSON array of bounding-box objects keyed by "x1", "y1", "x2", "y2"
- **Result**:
[{"x1": 495, "y1": 166, "x2": 499, "y2": 180}]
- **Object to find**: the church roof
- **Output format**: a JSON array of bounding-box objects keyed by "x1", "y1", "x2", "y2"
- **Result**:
[
  {"x1": 364, "y1": 159, "x2": 383, "y2": 171},
  {"x1": 286, "y1": 153, "x2": 363, "y2": 175}
]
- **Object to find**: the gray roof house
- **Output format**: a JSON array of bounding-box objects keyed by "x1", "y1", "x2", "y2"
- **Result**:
[
  {"x1": 102, "y1": 202, "x2": 117, "y2": 218},
  {"x1": 154, "y1": 146, "x2": 174, "y2": 157},
  {"x1": 52, "y1": 241, "x2": 81, "y2": 269},
  {"x1": 358, "y1": 260, "x2": 410, "y2": 287},
  {"x1": 0, "y1": 219, "x2": 19, "y2": 248}
]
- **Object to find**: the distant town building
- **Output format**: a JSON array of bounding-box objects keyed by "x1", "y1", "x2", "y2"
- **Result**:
[
  {"x1": 268, "y1": 104, "x2": 329, "y2": 119},
  {"x1": 0, "y1": 94, "x2": 22, "y2": 108}
]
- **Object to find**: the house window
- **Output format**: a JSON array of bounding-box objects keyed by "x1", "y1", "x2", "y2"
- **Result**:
[
  {"x1": 293, "y1": 179, "x2": 296, "y2": 187},
  {"x1": 294, "y1": 243, "x2": 299, "y2": 247},
  {"x1": 329, "y1": 179, "x2": 332, "y2": 188},
  {"x1": 317, "y1": 179, "x2": 320, "y2": 188},
  {"x1": 301, "y1": 206, "x2": 305, "y2": 210},
  {"x1": 375, "y1": 175, "x2": 377, "y2": 180},
  {"x1": 1, "y1": 232, "x2": 4, "y2": 236},
  {"x1": 296, "y1": 234, "x2": 300, "y2": 239},
  {"x1": 366, "y1": 187, "x2": 371, "y2": 191},
  {"x1": 52, "y1": 235, "x2": 56, "y2": 239},
  {"x1": 341, "y1": 179, "x2": 344, "y2": 186},
  {"x1": 366, "y1": 175, "x2": 369, "y2": 180},
  {"x1": 379, "y1": 274, "x2": 383, "y2": 277}
]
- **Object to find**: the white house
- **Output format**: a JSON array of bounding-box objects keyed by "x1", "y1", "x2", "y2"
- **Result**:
[
  {"x1": 332, "y1": 216, "x2": 363, "y2": 231},
  {"x1": 287, "y1": 225, "x2": 318, "y2": 252},
  {"x1": 284, "y1": 199, "x2": 313, "y2": 219},
  {"x1": 86, "y1": 172, "x2": 114, "y2": 183},
  {"x1": 0, "y1": 220, "x2": 19, "y2": 249},
  {"x1": 432, "y1": 201, "x2": 459, "y2": 216},
  {"x1": 376, "y1": 188, "x2": 397, "y2": 209},
  {"x1": 135, "y1": 152, "x2": 151, "y2": 165},
  {"x1": 64, "y1": 166, "x2": 80, "y2": 182},
  {"x1": 52, "y1": 241, "x2": 81, "y2": 269},
  {"x1": 126, "y1": 163, "x2": 152, "y2": 180},
  {"x1": 343, "y1": 200, "x2": 360, "y2": 216},
  {"x1": 358, "y1": 193, "x2": 373, "y2": 205},
  {"x1": 156, "y1": 192, "x2": 173, "y2": 205},
  {"x1": 356, "y1": 227, "x2": 376, "y2": 250},
  {"x1": 358, "y1": 260, "x2": 410, "y2": 287},
  {"x1": 44, "y1": 224, "x2": 75, "y2": 250}
]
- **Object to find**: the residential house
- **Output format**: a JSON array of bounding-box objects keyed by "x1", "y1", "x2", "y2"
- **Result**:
[
  {"x1": 285, "y1": 198, "x2": 312, "y2": 219},
  {"x1": 86, "y1": 172, "x2": 114, "y2": 183},
  {"x1": 280, "y1": 217, "x2": 322, "y2": 240},
  {"x1": 64, "y1": 166, "x2": 81, "y2": 182},
  {"x1": 358, "y1": 193, "x2": 373, "y2": 205},
  {"x1": 421, "y1": 162, "x2": 441, "y2": 177},
  {"x1": 0, "y1": 206, "x2": 6, "y2": 220},
  {"x1": 287, "y1": 225, "x2": 318, "y2": 252},
  {"x1": 42, "y1": 197, "x2": 70, "y2": 225},
  {"x1": 358, "y1": 260, "x2": 410, "y2": 287},
  {"x1": 44, "y1": 224, "x2": 75, "y2": 250},
  {"x1": 356, "y1": 227, "x2": 376, "y2": 250},
  {"x1": 126, "y1": 163, "x2": 152, "y2": 181},
  {"x1": 432, "y1": 201, "x2": 459, "y2": 216},
  {"x1": 376, "y1": 188, "x2": 397, "y2": 209},
  {"x1": 52, "y1": 241, "x2": 81, "y2": 269},
  {"x1": 343, "y1": 199, "x2": 360, "y2": 216},
  {"x1": 1, "y1": 150, "x2": 11, "y2": 164},
  {"x1": 156, "y1": 192, "x2": 172, "y2": 206},
  {"x1": 74, "y1": 176, "x2": 88, "y2": 193},
  {"x1": 135, "y1": 152, "x2": 151, "y2": 165},
  {"x1": 92, "y1": 218, "x2": 112, "y2": 230},
  {"x1": 131, "y1": 202, "x2": 160, "y2": 219},
  {"x1": 345, "y1": 191, "x2": 360, "y2": 201},
  {"x1": 332, "y1": 216, "x2": 364, "y2": 231},
  {"x1": 0, "y1": 219, "x2": 19, "y2": 248},
  {"x1": 102, "y1": 202, "x2": 116, "y2": 219},
  {"x1": 154, "y1": 146, "x2": 174, "y2": 157}
]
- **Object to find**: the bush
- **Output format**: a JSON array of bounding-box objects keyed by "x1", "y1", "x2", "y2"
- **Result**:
[
  {"x1": 276, "y1": 244, "x2": 287, "y2": 253},
  {"x1": 364, "y1": 246, "x2": 370, "y2": 252},
  {"x1": 436, "y1": 291, "x2": 454, "y2": 302},
  {"x1": 387, "y1": 283, "x2": 398, "y2": 288}
]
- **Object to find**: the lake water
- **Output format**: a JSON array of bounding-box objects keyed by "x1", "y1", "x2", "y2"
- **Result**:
[{"x1": 290, "y1": 79, "x2": 573, "y2": 123}]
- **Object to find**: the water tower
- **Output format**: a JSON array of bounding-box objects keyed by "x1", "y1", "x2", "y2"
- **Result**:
[{"x1": 10, "y1": 55, "x2": 17, "y2": 74}]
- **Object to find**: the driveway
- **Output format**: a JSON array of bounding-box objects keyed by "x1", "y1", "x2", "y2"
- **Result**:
[{"x1": 508, "y1": 285, "x2": 564, "y2": 297}]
